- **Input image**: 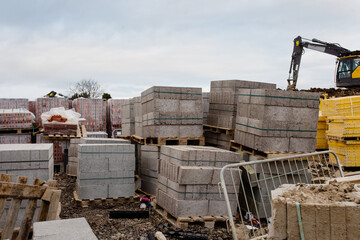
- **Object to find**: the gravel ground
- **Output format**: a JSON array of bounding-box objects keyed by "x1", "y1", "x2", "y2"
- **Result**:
[{"x1": 55, "y1": 173, "x2": 232, "y2": 240}]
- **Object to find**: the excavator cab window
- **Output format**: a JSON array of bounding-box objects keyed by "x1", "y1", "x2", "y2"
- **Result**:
[{"x1": 337, "y1": 58, "x2": 352, "y2": 79}]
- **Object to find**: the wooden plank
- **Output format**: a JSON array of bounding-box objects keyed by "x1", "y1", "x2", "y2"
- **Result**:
[
  {"x1": 0, "y1": 182, "x2": 47, "y2": 199},
  {"x1": 0, "y1": 174, "x2": 13, "y2": 221},
  {"x1": 332, "y1": 175, "x2": 360, "y2": 184},
  {"x1": 17, "y1": 179, "x2": 41, "y2": 240},
  {"x1": 2, "y1": 176, "x2": 28, "y2": 240},
  {"x1": 37, "y1": 180, "x2": 57, "y2": 222},
  {"x1": 46, "y1": 190, "x2": 61, "y2": 220}
]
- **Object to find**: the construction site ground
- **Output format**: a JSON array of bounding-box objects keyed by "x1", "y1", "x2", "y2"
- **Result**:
[{"x1": 56, "y1": 173, "x2": 232, "y2": 240}]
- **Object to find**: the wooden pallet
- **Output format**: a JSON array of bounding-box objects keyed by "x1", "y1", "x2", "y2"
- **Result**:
[
  {"x1": 116, "y1": 135, "x2": 132, "y2": 141},
  {"x1": 203, "y1": 124, "x2": 234, "y2": 136},
  {"x1": 154, "y1": 202, "x2": 228, "y2": 229},
  {"x1": 41, "y1": 125, "x2": 87, "y2": 140},
  {"x1": 144, "y1": 136, "x2": 205, "y2": 146},
  {"x1": 229, "y1": 140, "x2": 306, "y2": 159},
  {"x1": 73, "y1": 191, "x2": 140, "y2": 208},
  {"x1": 327, "y1": 135, "x2": 360, "y2": 141},
  {"x1": 132, "y1": 135, "x2": 145, "y2": 144},
  {"x1": 0, "y1": 127, "x2": 35, "y2": 135}
]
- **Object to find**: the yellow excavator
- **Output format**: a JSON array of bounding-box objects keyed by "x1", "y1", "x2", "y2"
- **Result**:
[{"x1": 287, "y1": 36, "x2": 360, "y2": 90}]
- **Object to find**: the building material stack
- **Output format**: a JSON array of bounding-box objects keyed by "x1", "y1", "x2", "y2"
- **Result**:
[
  {"x1": 0, "y1": 98, "x2": 33, "y2": 144},
  {"x1": 107, "y1": 99, "x2": 127, "y2": 137},
  {"x1": 28, "y1": 100, "x2": 36, "y2": 115},
  {"x1": 322, "y1": 96, "x2": 360, "y2": 167},
  {"x1": 67, "y1": 138, "x2": 130, "y2": 176},
  {"x1": 316, "y1": 115, "x2": 328, "y2": 150},
  {"x1": 86, "y1": 131, "x2": 108, "y2": 138},
  {"x1": 121, "y1": 98, "x2": 135, "y2": 136},
  {"x1": 139, "y1": 145, "x2": 160, "y2": 195},
  {"x1": 202, "y1": 92, "x2": 209, "y2": 124},
  {"x1": 76, "y1": 143, "x2": 135, "y2": 200},
  {"x1": 156, "y1": 145, "x2": 242, "y2": 218},
  {"x1": 134, "y1": 96, "x2": 143, "y2": 137},
  {"x1": 234, "y1": 89, "x2": 320, "y2": 153},
  {"x1": 36, "y1": 134, "x2": 69, "y2": 168},
  {"x1": 205, "y1": 80, "x2": 276, "y2": 150},
  {"x1": 141, "y1": 86, "x2": 203, "y2": 139},
  {"x1": 35, "y1": 98, "x2": 71, "y2": 126}
]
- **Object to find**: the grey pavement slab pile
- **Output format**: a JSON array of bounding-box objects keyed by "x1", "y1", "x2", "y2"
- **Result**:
[
  {"x1": 76, "y1": 143, "x2": 135, "y2": 200},
  {"x1": 202, "y1": 92, "x2": 210, "y2": 124},
  {"x1": 141, "y1": 86, "x2": 203, "y2": 138},
  {"x1": 121, "y1": 98, "x2": 135, "y2": 136},
  {"x1": 207, "y1": 80, "x2": 276, "y2": 129},
  {"x1": 156, "y1": 145, "x2": 245, "y2": 217},
  {"x1": 234, "y1": 89, "x2": 321, "y2": 152},
  {"x1": 67, "y1": 137, "x2": 130, "y2": 176},
  {"x1": 139, "y1": 145, "x2": 160, "y2": 195},
  {"x1": 133, "y1": 96, "x2": 143, "y2": 137}
]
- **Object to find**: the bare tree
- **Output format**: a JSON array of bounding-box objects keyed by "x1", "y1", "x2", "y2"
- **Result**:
[{"x1": 70, "y1": 79, "x2": 104, "y2": 99}]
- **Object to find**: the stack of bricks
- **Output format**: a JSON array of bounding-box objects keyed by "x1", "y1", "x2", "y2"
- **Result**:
[
  {"x1": 76, "y1": 143, "x2": 135, "y2": 199},
  {"x1": 28, "y1": 101, "x2": 36, "y2": 115},
  {"x1": 207, "y1": 80, "x2": 276, "y2": 130},
  {"x1": 67, "y1": 138, "x2": 130, "y2": 176},
  {"x1": 0, "y1": 135, "x2": 31, "y2": 144},
  {"x1": 72, "y1": 98, "x2": 107, "y2": 132},
  {"x1": 202, "y1": 92, "x2": 209, "y2": 124},
  {"x1": 0, "y1": 98, "x2": 28, "y2": 109},
  {"x1": 139, "y1": 145, "x2": 160, "y2": 195},
  {"x1": 269, "y1": 184, "x2": 360, "y2": 240},
  {"x1": 35, "y1": 98, "x2": 71, "y2": 126},
  {"x1": 134, "y1": 96, "x2": 143, "y2": 137},
  {"x1": 43, "y1": 123, "x2": 78, "y2": 135},
  {"x1": 157, "y1": 146, "x2": 242, "y2": 218},
  {"x1": 121, "y1": 98, "x2": 135, "y2": 136},
  {"x1": 107, "y1": 99, "x2": 127, "y2": 136},
  {"x1": 36, "y1": 134, "x2": 69, "y2": 165},
  {"x1": 0, "y1": 144, "x2": 54, "y2": 182},
  {"x1": 141, "y1": 86, "x2": 203, "y2": 138},
  {"x1": 235, "y1": 89, "x2": 321, "y2": 153},
  {"x1": 0, "y1": 109, "x2": 34, "y2": 129}
]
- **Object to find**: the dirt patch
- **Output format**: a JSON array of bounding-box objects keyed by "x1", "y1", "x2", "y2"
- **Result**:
[
  {"x1": 301, "y1": 88, "x2": 360, "y2": 98},
  {"x1": 280, "y1": 181, "x2": 360, "y2": 204},
  {"x1": 55, "y1": 173, "x2": 232, "y2": 239}
]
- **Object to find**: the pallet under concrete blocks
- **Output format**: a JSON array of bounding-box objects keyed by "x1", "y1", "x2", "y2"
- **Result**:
[{"x1": 76, "y1": 143, "x2": 135, "y2": 200}]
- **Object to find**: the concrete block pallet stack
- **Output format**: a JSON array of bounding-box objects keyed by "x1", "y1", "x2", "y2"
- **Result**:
[
  {"x1": 134, "y1": 96, "x2": 142, "y2": 137},
  {"x1": 120, "y1": 98, "x2": 135, "y2": 136},
  {"x1": 76, "y1": 143, "x2": 135, "y2": 200},
  {"x1": 204, "y1": 80, "x2": 276, "y2": 150},
  {"x1": 202, "y1": 92, "x2": 209, "y2": 124},
  {"x1": 0, "y1": 98, "x2": 34, "y2": 144},
  {"x1": 138, "y1": 145, "x2": 160, "y2": 195},
  {"x1": 36, "y1": 134, "x2": 69, "y2": 170},
  {"x1": 156, "y1": 145, "x2": 243, "y2": 222},
  {"x1": 141, "y1": 86, "x2": 203, "y2": 141}
]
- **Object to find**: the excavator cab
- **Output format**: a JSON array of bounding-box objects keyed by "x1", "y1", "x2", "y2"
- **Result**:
[{"x1": 336, "y1": 55, "x2": 360, "y2": 87}]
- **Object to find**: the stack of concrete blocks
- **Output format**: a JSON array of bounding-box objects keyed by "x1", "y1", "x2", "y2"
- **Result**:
[
  {"x1": 204, "y1": 131, "x2": 233, "y2": 150},
  {"x1": 67, "y1": 138, "x2": 130, "y2": 176},
  {"x1": 121, "y1": 98, "x2": 135, "y2": 136},
  {"x1": 76, "y1": 143, "x2": 135, "y2": 200},
  {"x1": 235, "y1": 89, "x2": 321, "y2": 153},
  {"x1": 241, "y1": 157, "x2": 313, "y2": 219},
  {"x1": 139, "y1": 145, "x2": 160, "y2": 195},
  {"x1": 35, "y1": 98, "x2": 71, "y2": 126},
  {"x1": 86, "y1": 131, "x2": 108, "y2": 138},
  {"x1": 202, "y1": 92, "x2": 209, "y2": 124},
  {"x1": 157, "y1": 146, "x2": 242, "y2": 218},
  {"x1": 133, "y1": 96, "x2": 143, "y2": 137},
  {"x1": 72, "y1": 98, "x2": 107, "y2": 132},
  {"x1": 0, "y1": 144, "x2": 54, "y2": 227},
  {"x1": 141, "y1": 86, "x2": 203, "y2": 138},
  {"x1": 269, "y1": 185, "x2": 360, "y2": 240},
  {"x1": 207, "y1": 80, "x2": 276, "y2": 130}
]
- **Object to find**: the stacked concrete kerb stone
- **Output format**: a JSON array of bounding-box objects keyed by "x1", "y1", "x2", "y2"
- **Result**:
[
  {"x1": 133, "y1": 96, "x2": 143, "y2": 137},
  {"x1": 235, "y1": 89, "x2": 321, "y2": 152},
  {"x1": 141, "y1": 86, "x2": 203, "y2": 138},
  {"x1": 0, "y1": 144, "x2": 54, "y2": 182},
  {"x1": 139, "y1": 145, "x2": 160, "y2": 195},
  {"x1": 67, "y1": 138, "x2": 131, "y2": 176},
  {"x1": 207, "y1": 80, "x2": 276, "y2": 130},
  {"x1": 156, "y1": 145, "x2": 242, "y2": 218},
  {"x1": 121, "y1": 98, "x2": 135, "y2": 136},
  {"x1": 202, "y1": 92, "x2": 209, "y2": 124},
  {"x1": 76, "y1": 143, "x2": 135, "y2": 200}
]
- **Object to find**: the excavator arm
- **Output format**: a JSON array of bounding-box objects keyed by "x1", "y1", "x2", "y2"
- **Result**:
[{"x1": 286, "y1": 36, "x2": 351, "y2": 90}]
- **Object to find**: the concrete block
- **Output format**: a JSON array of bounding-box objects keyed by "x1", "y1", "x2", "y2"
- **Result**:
[
  {"x1": 108, "y1": 183, "x2": 135, "y2": 198},
  {"x1": 178, "y1": 166, "x2": 213, "y2": 185},
  {"x1": 208, "y1": 200, "x2": 237, "y2": 216},
  {"x1": 315, "y1": 203, "x2": 331, "y2": 240},
  {"x1": 76, "y1": 183, "x2": 107, "y2": 200},
  {"x1": 33, "y1": 217, "x2": 98, "y2": 240}
]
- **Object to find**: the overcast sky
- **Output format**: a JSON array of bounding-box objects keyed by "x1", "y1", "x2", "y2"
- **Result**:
[{"x1": 0, "y1": 0, "x2": 359, "y2": 100}]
